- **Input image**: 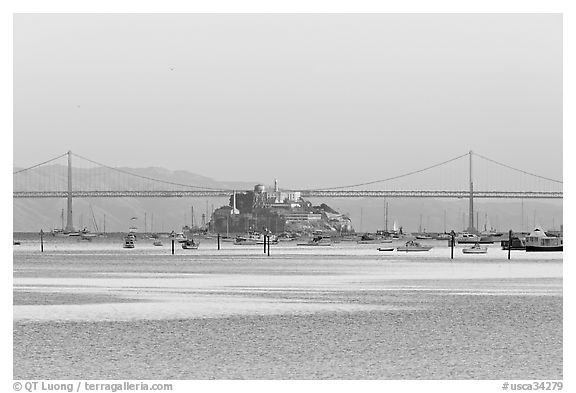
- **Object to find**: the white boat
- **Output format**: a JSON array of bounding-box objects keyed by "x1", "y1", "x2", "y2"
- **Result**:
[
  {"x1": 525, "y1": 228, "x2": 563, "y2": 252},
  {"x1": 235, "y1": 232, "x2": 278, "y2": 245},
  {"x1": 249, "y1": 231, "x2": 278, "y2": 244},
  {"x1": 462, "y1": 243, "x2": 488, "y2": 254},
  {"x1": 396, "y1": 240, "x2": 433, "y2": 252},
  {"x1": 175, "y1": 232, "x2": 188, "y2": 243},
  {"x1": 457, "y1": 232, "x2": 493, "y2": 244},
  {"x1": 78, "y1": 228, "x2": 97, "y2": 241},
  {"x1": 297, "y1": 235, "x2": 332, "y2": 246},
  {"x1": 456, "y1": 232, "x2": 481, "y2": 244},
  {"x1": 181, "y1": 239, "x2": 200, "y2": 249}
]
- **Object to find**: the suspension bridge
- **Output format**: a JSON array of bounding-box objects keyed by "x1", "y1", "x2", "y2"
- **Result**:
[{"x1": 13, "y1": 150, "x2": 562, "y2": 232}]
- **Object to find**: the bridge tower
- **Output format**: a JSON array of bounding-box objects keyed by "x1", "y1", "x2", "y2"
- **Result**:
[
  {"x1": 467, "y1": 150, "x2": 476, "y2": 233},
  {"x1": 65, "y1": 150, "x2": 75, "y2": 232}
]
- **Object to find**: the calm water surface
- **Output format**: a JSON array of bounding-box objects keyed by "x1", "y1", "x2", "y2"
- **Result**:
[{"x1": 13, "y1": 235, "x2": 563, "y2": 379}]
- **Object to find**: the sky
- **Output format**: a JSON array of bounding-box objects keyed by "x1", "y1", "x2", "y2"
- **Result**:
[{"x1": 13, "y1": 13, "x2": 562, "y2": 189}]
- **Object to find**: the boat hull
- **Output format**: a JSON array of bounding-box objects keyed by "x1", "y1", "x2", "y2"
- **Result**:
[
  {"x1": 457, "y1": 239, "x2": 493, "y2": 244},
  {"x1": 500, "y1": 239, "x2": 526, "y2": 250},
  {"x1": 396, "y1": 247, "x2": 432, "y2": 252},
  {"x1": 525, "y1": 245, "x2": 563, "y2": 252},
  {"x1": 462, "y1": 249, "x2": 487, "y2": 254}
]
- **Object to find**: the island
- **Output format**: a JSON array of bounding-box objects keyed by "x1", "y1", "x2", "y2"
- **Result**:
[{"x1": 209, "y1": 181, "x2": 354, "y2": 235}]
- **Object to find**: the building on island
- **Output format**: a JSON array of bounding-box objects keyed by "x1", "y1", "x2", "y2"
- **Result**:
[{"x1": 209, "y1": 180, "x2": 353, "y2": 235}]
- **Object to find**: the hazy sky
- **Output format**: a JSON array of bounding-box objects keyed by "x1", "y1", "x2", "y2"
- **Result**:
[{"x1": 13, "y1": 13, "x2": 562, "y2": 189}]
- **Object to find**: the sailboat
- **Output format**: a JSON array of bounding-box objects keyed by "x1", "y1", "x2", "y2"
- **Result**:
[
  {"x1": 51, "y1": 209, "x2": 66, "y2": 236},
  {"x1": 221, "y1": 215, "x2": 235, "y2": 242}
]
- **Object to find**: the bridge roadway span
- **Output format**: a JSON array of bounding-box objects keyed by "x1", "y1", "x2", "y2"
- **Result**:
[{"x1": 13, "y1": 190, "x2": 563, "y2": 199}]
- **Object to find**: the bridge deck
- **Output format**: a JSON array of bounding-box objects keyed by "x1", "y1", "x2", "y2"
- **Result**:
[{"x1": 13, "y1": 190, "x2": 563, "y2": 199}]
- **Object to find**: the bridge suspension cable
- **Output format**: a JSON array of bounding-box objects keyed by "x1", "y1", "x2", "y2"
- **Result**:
[
  {"x1": 298, "y1": 152, "x2": 470, "y2": 191},
  {"x1": 473, "y1": 152, "x2": 562, "y2": 184},
  {"x1": 71, "y1": 152, "x2": 233, "y2": 192},
  {"x1": 13, "y1": 152, "x2": 68, "y2": 175}
]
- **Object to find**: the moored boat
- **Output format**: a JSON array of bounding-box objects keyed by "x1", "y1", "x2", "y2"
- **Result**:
[
  {"x1": 234, "y1": 236, "x2": 258, "y2": 245},
  {"x1": 456, "y1": 232, "x2": 494, "y2": 244},
  {"x1": 234, "y1": 231, "x2": 278, "y2": 245},
  {"x1": 501, "y1": 237, "x2": 526, "y2": 250},
  {"x1": 175, "y1": 232, "x2": 188, "y2": 243},
  {"x1": 462, "y1": 243, "x2": 488, "y2": 254},
  {"x1": 456, "y1": 232, "x2": 481, "y2": 244},
  {"x1": 396, "y1": 240, "x2": 432, "y2": 252},
  {"x1": 357, "y1": 233, "x2": 392, "y2": 244},
  {"x1": 377, "y1": 246, "x2": 395, "y2": 251},
  {"x1": 153, "y1": 240, "x2": 163, "y2": 246},
  {"x1": 525, "y1": 228, "x2": 563, "y2": 252},
  {"x1": 123, "y1": 237, "x2": 135, "y2": 248},
  {"x1": 297, "y1": 235, "x2": 332, "y2": 246},
  {"x1": 181, "y1": 239, "x2": 200, "y2": 249}
]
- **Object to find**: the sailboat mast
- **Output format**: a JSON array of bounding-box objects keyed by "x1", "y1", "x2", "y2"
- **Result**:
[
  {"x1": 384, "y1": 200, "x2": 389, "y2": 232},
  {"x1": 419, "y1": 214, "x2": 422, "y2": 233},
  {"x1": 90, "y1": 204, "x2": 99, "y2": 233}
]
